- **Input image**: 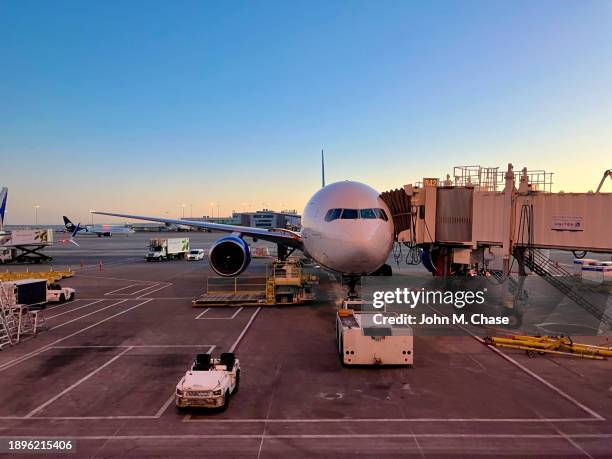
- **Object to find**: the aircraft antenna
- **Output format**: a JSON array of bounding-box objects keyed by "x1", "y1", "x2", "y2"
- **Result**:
[{"x1": 321, "y1": 150, "x2": 326, "y2": 188}]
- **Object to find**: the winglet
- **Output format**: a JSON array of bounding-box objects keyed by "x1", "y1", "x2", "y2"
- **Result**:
[{"x1": 321, "y1": 150, "x2": 326, "y2": 188}]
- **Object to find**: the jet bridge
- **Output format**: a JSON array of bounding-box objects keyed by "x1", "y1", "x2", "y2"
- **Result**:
[
  {"x1": 381, "y1": 164, "x2": 612, "y2": 328},
  {"x1": 391, "y1": 164, "x2": 612, "y2": 262}
]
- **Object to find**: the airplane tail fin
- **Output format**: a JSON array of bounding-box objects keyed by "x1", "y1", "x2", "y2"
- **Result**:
[
  {"x1": 0, "y1": 187, "x2": 7, "y2": 229},
  {"x1": 63, "y1": 216, "x2": 75, "y2": 231},
  {"x1": 321, "y1": 150, "x2": 326, "y2": 188}
]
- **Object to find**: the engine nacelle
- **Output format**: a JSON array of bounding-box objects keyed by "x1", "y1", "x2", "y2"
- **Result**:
[{"x1": 208, "y1": 236, "x2": 251, "y2": 277}]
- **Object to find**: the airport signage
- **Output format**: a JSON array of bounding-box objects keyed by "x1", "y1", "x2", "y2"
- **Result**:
[{"x1": 551, "y1": 215, "x2": 584, "y2": 232}]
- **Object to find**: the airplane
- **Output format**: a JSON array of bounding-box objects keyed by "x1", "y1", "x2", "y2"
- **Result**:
[
  {"x1": 63, "y1": 216, "x2": 135, "y2": 237},
  {"x1": 93, "y1": 154, "x2": 395, "y2": 295}
]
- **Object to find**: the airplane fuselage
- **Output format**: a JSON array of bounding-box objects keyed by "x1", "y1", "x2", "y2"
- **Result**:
[{"x1": 301, "y1": 181, "x2": 394, "y2": 275}]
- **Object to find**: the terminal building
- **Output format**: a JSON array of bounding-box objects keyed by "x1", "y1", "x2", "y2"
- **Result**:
[{"x1": 179, "y1": 209, "x2": 301, "y2": 230}]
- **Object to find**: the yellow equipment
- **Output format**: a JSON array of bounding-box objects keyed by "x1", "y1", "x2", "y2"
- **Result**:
[
  {"x1": 0, "y1": 268, "x2": 74, "y2": 283},
  {"x1": 485, "y1": 335, "x2": 612, "y2": 360}
]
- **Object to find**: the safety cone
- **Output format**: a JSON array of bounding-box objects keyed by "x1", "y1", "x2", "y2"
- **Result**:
[{"x1": 98, "y1": 261, "x2": 103, "y2": 271}]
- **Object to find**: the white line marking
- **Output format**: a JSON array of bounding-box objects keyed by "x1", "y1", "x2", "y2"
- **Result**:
[
  {"x1": 136, "y1": 283, "x2": 171, "y2": 298},
  {"x1": 25, "y1": 347, "x2": 133, "y2": 418},
  {"x1": 196, "y1": 307, "x2": 243, "y2": 320},
  {"x1": 126, "y1": 283, "x2": 161, "y2": 296},
  {"x1": 45, "y1": 300, "x2": 105, "y2": 320},
  {"x1": 0, "y1": 299, "x2": 153, "y2": 373},
  {"x1": 0, "y1": 415, "x2": 602, "y2": 422},
  {"x1": 182, "y1": 417, "x2": 602, "y2": 423},
  {"x1": 195, "y1": 308, "x2": 211, "y2": 319},
  {"x1": 48, "y1": 299, "x2": 129, "y2": 331},
  {"x1": 0, "y1": 433, "x2": 610, "y2": 440},
  {"x1": 77, "y1": 274, "x2": 152, "y2": 283},
  {"x1": 50, "y1": 345, "x2": 216, "y2": 349},
  {"x1": 426, "y1": 304, "x2": 606, "y2": 422},
  {"x1": 45, "y1": 299, "x2": 84, "y2": 311},
  {"x1": 229, "y1": 307, "x2": 261, "y2": 353},
  {"x1": 155, "y1": 394, "x2": 176, "y2": 418},
  {"x1": 104, "y1": 284, "x2": 140, "y2": 295},
  {"x1": 553, "y1": 424, "x2": 595, "y2": 459}
]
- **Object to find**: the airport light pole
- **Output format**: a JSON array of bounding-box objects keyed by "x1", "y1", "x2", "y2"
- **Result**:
[
  {"x1": 209, "y1": 202, "x2": 214, "y2": 220},
  {"x1": 181, "y1": 203, "x2": 186, "y2": 219},
  {"x1": 33, "y1": 204, "x2": 40, "y2": 226},
  {"x1": 190, "y1": 204, "x2": 193, "y2": 218}
]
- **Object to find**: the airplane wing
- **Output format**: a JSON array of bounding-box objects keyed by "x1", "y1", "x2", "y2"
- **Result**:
[{"x1": 91, "y1": 211, "x2": 303, "y2": 249}]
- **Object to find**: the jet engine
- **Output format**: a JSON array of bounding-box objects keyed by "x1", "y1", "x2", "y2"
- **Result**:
[{"x1": 208, "y1": 235, "x2": 251, "y2": 277}]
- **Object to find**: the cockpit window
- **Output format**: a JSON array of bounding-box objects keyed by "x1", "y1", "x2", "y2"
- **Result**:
[
  {"x1": 324, "y1": 208, "x2": 342, "y2": 222},
  {"x1": 359, "y1": 208, "x2": 376, "y2": 219},
  {"x1": 324, "y1": 208, "x2": 388, "y2": 221},
  {"x1": 340, "y1": 209, "x2": 359, "y2": 219},
  {"x1": 373, "y1": 208, "x2": 389, "y2": 221}
]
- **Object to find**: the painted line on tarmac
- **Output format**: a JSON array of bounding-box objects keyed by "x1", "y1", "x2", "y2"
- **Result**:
[
  {"x1": 183, "y1": 417, "x2": 601, "y2": 423},
  {"x1": 50, "y1": 345, "x2": 216, "y2": 349},
  {"x1": 155, "y1": 395, "x2": 177, "y2": 418},
  {"x1": 75, "y1": 258, "x2": 140, "y2": 272},
  {"x1": 228, "y1": 307, "x2": 261, "y2": 353},
  {"x1": 426, "y1": 304, "x2": 606, "y2": 422},
  {"x1": 48, "y1": 299, "x2": 129, "y2": 331},
  {"x1": 45, "y1": 299, "x2": 86, "y2": 311},
  {"x1": 44, "y1": 299, "x2": 105, "y2": 320},
  {"x1": 103, "y1": 282, "x2": 163, "y2": 297},
  {"x1": 1, "y1": 433, "x2": 610, "y2": 440},
  {"x1": 0, "y1": 299, "x2": 153, "y2": 373},
  {"x1": 76, "y1": 274, "x2": 154, "y2": 283},
  {"x1": 25, "y1": 347, "x2": 134, "y2": 418},
  {"x1": 136, "y1": 283, "x2": 172, "y2": 298},
  {"x1": 196, "y1": 307, "x2": 243, "y2": 320},
  {"x1": 104, "y1": 284, "x2": 141, "y2": 295}
]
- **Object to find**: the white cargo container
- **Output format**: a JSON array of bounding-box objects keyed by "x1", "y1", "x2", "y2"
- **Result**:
[
  {"x1": 146, "y1": 237, "x2": 189, "y2": 261},
  {"x1": 0, "y1": 229, "x2": 54, "y2": 247}
]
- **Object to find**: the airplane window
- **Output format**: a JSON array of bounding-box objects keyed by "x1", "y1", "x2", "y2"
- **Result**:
[
  {"x1": 324, "y1": 209, "x2": 342, "y2": 222},
  {"x1": 340, "y1": 209, "x2": 359, "y2": 219},
  {"x1": 360, "y1": 208, "x2": 376, "y2": 219}
]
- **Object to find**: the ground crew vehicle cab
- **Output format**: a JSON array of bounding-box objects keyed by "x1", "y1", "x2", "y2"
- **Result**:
[
  {"x1": 175, "y1": 352, "x2": 240, "y2": 411},
  {"x1": 46, "y1": 283, "x2": 76, "y2": 303}
]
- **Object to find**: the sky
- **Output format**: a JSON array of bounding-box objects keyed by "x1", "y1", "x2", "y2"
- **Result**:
[{"x1": 1, "y1": 0, "x2": 612, "y2": 224}]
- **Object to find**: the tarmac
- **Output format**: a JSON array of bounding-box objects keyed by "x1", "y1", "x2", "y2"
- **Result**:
[{"x1": 0, "y1": 232, "x2": 611, "y2": 458}]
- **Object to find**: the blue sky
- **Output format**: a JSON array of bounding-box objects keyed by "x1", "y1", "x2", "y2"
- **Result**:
[{"x1": 1, "y1": 0, "x2": 611, "y2": 224}]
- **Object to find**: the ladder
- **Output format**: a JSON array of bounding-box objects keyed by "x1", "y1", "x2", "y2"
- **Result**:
[
  {"x1": 0, "y1": 281, "x2": 19, "y2": 349},
  {"x1": 519, "y1": 248, "x2": 612, "y2": 329}
]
